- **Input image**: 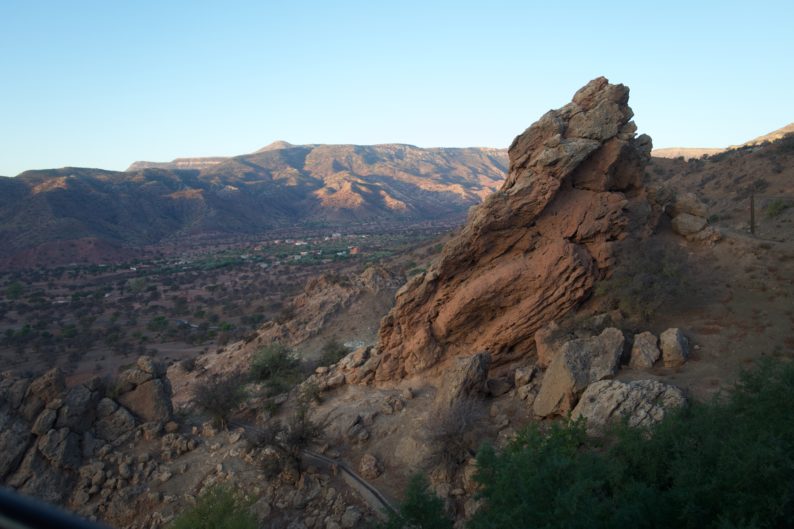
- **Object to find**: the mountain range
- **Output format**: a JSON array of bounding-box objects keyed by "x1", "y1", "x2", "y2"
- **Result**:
[{"x1": 0, "y1": 142, "x2": 508, "y2": 268}]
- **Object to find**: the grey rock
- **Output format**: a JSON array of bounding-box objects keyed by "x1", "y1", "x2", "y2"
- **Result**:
[
  {"x1": 660, "y1": 328, "x2": 689, "y2": 368},
  {"x1": 533, "y1": 327, "x2": 624, "y2": 417},
  {"x1": 56, "y1": 384, "x2": 98, "y2": 433},
  {"x1": 94, "y1": 406, "x2": 136, "y2": 444},
  {"x1": 572, "y1": 379, "x2": 686, "y2": 430},
  {"x1": 435, "y1": 353, "x2": 490, "y2": 409},
  {"x1": 0, "y1": 413, "x2": 32, "y2": 478},
  {"x1": 629, "y1": 332, "x2": 660, "y2": 369},
  {"x1": 672, "y1": 213, "x2": 707, "y2": 236},
  {"x1": 31, "y1": 408, "x2": 57, "y2": 435},
  {"x1": 38, "y1": 428, "x2": 82, "y2": 470},
  {"x1": 96, "y1": 397, "x2": 118, "y2": 418},
  {"x1": 486, "y1": 376, "x2": 513, "y2": 397}
]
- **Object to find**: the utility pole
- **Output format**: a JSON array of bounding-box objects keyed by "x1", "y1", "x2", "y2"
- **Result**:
[{"x1": 750, "y1": 192, "x2": 756, "y2": 236}]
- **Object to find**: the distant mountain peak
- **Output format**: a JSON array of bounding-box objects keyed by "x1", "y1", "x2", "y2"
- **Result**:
[{"x1": 256, "y1": 140, "x2": 296, "y2": 153}]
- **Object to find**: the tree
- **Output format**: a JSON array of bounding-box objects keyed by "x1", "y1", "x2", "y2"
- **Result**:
[{"x1": 378, "y1": 474, "x2": 452, "y2": 529}]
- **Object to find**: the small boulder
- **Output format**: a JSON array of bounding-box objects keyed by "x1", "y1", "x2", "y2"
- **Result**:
[
  {"x1": 533, "y1": 328, "x2": 624, "y2": 417},
  {"x1": 672, "y1": 213, "x2": 707, "y2": 237},
  {"x1": 31, "y1": 408, "x2": 57, "y2": 436},
  {"x1": 358, "y1": 453, "x2": 383, "y2": 480},
  {"x1": 660, "y1": 328, "x2": 689, "y2": 368},
  {"x1": 56, "y1": 384, "x2": 99, "y2": 433},
  {"x1": 629, "y1": 332, "x2": 660, "y2": 369},
  {"x1": 670, "y1": 192, "x2": 708, "y2": 218}
]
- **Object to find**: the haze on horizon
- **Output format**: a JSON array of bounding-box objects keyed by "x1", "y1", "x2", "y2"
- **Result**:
[{"x1": 1, "y1": 0, "x2": 793, "y2": 177}]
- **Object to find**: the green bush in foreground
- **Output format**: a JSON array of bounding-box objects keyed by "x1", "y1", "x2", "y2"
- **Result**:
[
  {"x1": 468, "y1": 360, "x2": 794, "y2": 529},
  {"x1": 250, "y1": 342, "x2": 303, "y2": 395},
  {"x1": 378, "y1": 474, "x2": 453, "y2": 529},
  {"x1": 169, "y1": 486, "x2": 256, "y2": 529}
]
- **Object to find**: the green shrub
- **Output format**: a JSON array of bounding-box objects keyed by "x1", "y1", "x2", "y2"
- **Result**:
[
  {"x1": 318, "y1": 338, "x2": 349, "y2": 367},
  {"x1": 595, "y1": 241, "x2": 685, "y2": 321},
  {"x1": 169, "y1": 486, "x2": 256, "y2": 529},
  {"x1": 194, "y1": 375, "x2": 247, "y2": 429},
  {"x1": 250, "y1": 343, "x2": 303, "y2": 395},
  {"x1": 377, "y1": 474, "x2": 453, "y2": 529},
  {"x1": 467, "y1": 360, "x2": 794, "y2": 529},
  {"x1": 765, "y1": 198, "x2": 791, "y2": 218}
]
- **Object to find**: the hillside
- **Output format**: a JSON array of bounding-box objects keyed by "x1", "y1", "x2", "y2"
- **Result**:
[
  {"x1": 0, "y1": 143, "x2": 507, "y2": 269},
  {"x1": 652, "y1": 122, "x2": 794, "y2": 160}
]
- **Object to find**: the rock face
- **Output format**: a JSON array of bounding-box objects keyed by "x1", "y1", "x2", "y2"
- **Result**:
[
  {"x1": 371, "y1": 77, "x2": 652, "y2": 384},
  {"x1": 533, "y1": 328, "x2": 625, "y2": 417},
  {"x1": 571, "y1": 379, "x2": 686, "y2": 430}
]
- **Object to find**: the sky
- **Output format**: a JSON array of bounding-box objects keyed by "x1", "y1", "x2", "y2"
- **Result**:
[{"x1": 1, "y1": 0, "x2": 793, "y2": 176}]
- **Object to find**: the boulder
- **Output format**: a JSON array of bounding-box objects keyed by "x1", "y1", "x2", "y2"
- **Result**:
[
  {"x1": 533, "y1": 328, "x2": 624, "y2": 417},
  {"x1": 369, "y1": 77, "x2": 652, "y2": 384},
  {"x1": 20, "y1": 368, "x2": 64, "y2": 421},
  {"x1": 358, "y1": 453, "x2": 383, "y2": 480},
  {"x1": 670, "y1": 192, "x2": 708, "y2": 218},
  {"x1": 0, "y1": 413, "x2": 32, "y2": 478},
  {"x1": 672, "y1": 213, "x2": 707, "y2": 237},
  {"x1": 572, "y1": 379, "x2": 686, "y2": 430},
  {"x1": 660, "y1": 328, "x2": 689, "y2": 368},
  {"x1": 37, "y1": 428, "x2": 82, "y2": 470},
  {"x1": 31, "y1": 408, "x2": 57, "y2": 435},
  {"x1": 94, "y1": 406, "x2": 136, "y2": 443},
  {"x1": 434, "y1": 353, "x2": 490, "y2": 409},
  {"x1": 629, "y1": 332, "x2": 660, "y2": 369},
  {"x1": 514, "y1": 365, "x2": 537, "y2": 388},
  {"x1": 55, "y1": 384, "x2": 99, "y2": 433},
  {"x1": 117, "y1": 379, "x2": 172, "y2": 423}
]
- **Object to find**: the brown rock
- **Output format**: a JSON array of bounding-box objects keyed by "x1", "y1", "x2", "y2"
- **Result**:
[
  {"x1": 672, "y1": 213, "x2": 707, "y2": 236},
  {"x1": 370, "y1": 77, "x2": 651, "y2": 383},
  {"x1": 358, "y1": 453, "x2": 383, "y2": 480},
  {"x1": 94, "y1": 406, "x2": 136, "y2": 444},
  {"x1": 535, "y1": 322, "x2": 562, "y2": 368},
  {"x1": 533, "y1": 327, "x2": 624, "y2": 417},
  {"x1": 117, "y1": 379, "x2": 172, "y2": 423}
]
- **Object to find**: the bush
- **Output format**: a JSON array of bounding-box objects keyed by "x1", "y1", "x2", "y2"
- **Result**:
[
  {"x1": 467, "y1": 360, "x2": 794, "y2": 529},
  {"x1": 169, "y1": 485, "x2": 256, "y2": 529},
  {"x1": 426, "y1": 398, "x2": 486, "y2": 471},
  {"x1": 283, "y1": 401, "x2": 324, "y2": 457},
  {"x1": 194, "y1": 375, "x2": 247, "y2": 429},
  {"x1": 595, "y1": 240, "x2": 685, "y2": 321},
  {"x1": 250, "y1": 343, "x2": 300, "y2": 381},
  {"x1": 318, "y1": 338, "x2": 348, "y2": 367},
  {"x1": 377, "y1": 474, "x2": 453, "y2": 529},
  {"x1": 765, "y1": 198, "x2": 791, "y2": 218}
]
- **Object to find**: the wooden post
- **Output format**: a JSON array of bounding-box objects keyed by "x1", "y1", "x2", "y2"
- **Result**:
[{"x1": 750, "y1": 192, "x2": 756, "y2": 236}]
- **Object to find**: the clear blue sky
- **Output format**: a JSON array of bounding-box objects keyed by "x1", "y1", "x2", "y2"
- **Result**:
[{"x1": 1, "y1": 0, "x2": 792, "y2": 176}]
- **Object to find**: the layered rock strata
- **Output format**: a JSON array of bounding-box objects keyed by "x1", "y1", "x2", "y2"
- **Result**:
[{"x1": 371, "y1": 77, "x2": 652, "y2": 383}]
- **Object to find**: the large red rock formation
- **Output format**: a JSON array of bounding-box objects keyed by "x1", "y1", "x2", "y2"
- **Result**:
[{"x1": 372, "y1": 77, "x2": 652, "y2": 384}]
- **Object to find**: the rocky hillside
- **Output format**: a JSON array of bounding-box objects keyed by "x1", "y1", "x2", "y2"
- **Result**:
[{"x1": 0, "y1": 143, "x2": 507, "y2": 269}]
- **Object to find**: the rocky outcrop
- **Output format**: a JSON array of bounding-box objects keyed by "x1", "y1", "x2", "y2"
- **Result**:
[
  {"x1": 571, "y1": 379, "x2": 686, "y2": 430},
  {"x1": 370, "y1": 77, "x2": 652, "y2": 384},
  {"x1": 533, "y1": 328, "x2": 624, "y2": 417},
  {"x1": 116, "y1": 357, "x2": 173, "y2": 423}
]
